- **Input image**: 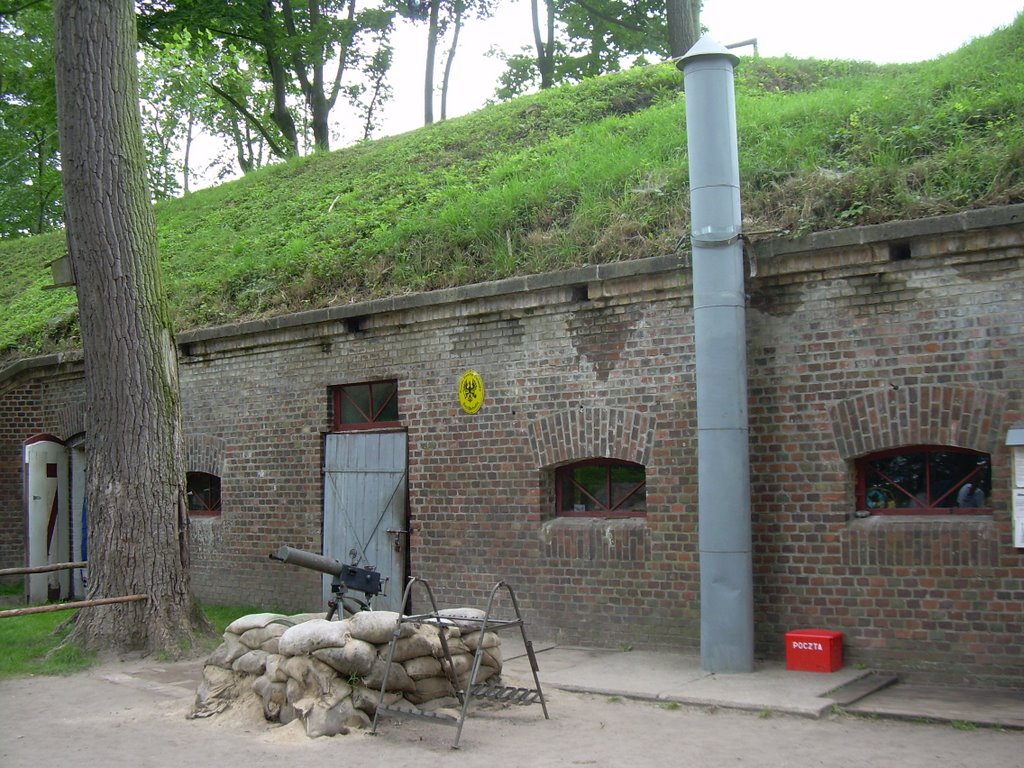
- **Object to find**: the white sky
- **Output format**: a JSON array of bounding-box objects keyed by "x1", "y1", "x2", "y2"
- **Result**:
[
  {"x1": 377, "y1": 0, "x2": 1023, "y2": 136},
  {"x1": 189, "y1": 1, "x2": 1024, "y2": 186}
]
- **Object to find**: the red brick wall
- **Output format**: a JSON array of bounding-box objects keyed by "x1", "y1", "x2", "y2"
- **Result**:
[
  {"x1": 1, "y1": 209, "x2": 1021, "y2": 686},
  {"x1": 0, "y1": 367, "x2": 85, "y2": 583},
  {"x1": 746, "y1": 225, "x2": 1023, "y2": 687},
  {"x1": 0, "y1": 379, "x2": 40, "y2": 576}
]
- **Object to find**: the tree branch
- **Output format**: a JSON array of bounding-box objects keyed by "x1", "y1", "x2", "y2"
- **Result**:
[
  {"x1": 281, "y1": 0, "x2": 314, "y2": 98},
  {"x1": 574, "y1": 0, "x2": 647, "y2": 33},
  {"x1": 207, "y1": 80, "x2": 288, "y2": 159},
  {"x1": 326, "y1": 0, "x2": 358, "y2": 111},
  {"x1": 0, "y1": 0, "x2": 47, "y2": 16}
]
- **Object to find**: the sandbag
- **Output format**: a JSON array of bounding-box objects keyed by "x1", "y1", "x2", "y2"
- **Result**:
[
  {"x1": 188, "y1": 665, "x2": 239, "y2": 719},
  {"x1": 362, "y1": 656, "x2": 416, "y2": 693},
  {"x1": 206, "y1": 635, "x2": 248, "y2": 669},
  {"x1": 347, "y1": 611, "x2": 405, "y2": 644},
  {"x1": 312, "y1": 638, "x2": 376, "y2": 677},
  {"x1": 280, "y1": 655, "x2": 338, "y2": 696},
  {"x1": 462, "y1": 630, "x2": 500, "y2": 651},
  {"x1": 303, "y1": 699, "x2": 363, "y2": 739},
  {"x1": 477, "y1": 644, "x2": 502, "y2": 671},
  {"x1": 386, "y1": 631, "x2": 435, "y2": 662},
  {"x1": 232, "y1": 649, "x2": 269, "y2": 675},
  {"x1": 402, "y1": 655, "x2": 444, "y2": 680},
  {"x1": 264, "y1": 653, "x2": 287, "y2": 683},
  {"x1": 239, "y1": 624, "x2": 288, "y2": 650},
  {"x1": 225, "y1": 613, "x2": 290, "y2": 635},
  {"x1": 405, "y1": 675, "x2": 455, "y2": 705},
  {"x1": 444, "y1": 635, "x2": 470, "y2": 656},
  {"x1": 448, "y1": 652, "x2": 473, "y2": 678},
  {"x1": 351, "y1": 684, "x2": 400, "y2": 716},
  {"x1": 252, "y1": 675, "x2": 287, "y2": 721},
  {"x1": 279, "y1": 618, "x2": 352, "y2": 656},
  {"x1": 458, "y1": 664, "x2": 496, "y2": 689}
]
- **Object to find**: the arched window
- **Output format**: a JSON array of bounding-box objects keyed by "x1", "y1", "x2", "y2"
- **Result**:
[
  {"x1": 556, "y1": 459, "x2": 646, "y2": 518},
  {"x1": 187, "y1": 471, "x2": 222, "y2": 515},
  {"x1": 855, "y1": 446, "x2": 991, "y2": 515}
]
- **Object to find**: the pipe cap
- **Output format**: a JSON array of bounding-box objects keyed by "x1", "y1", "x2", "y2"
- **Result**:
[{"x1": 677, "y1": 35, "x2": 740, "y2": 70}]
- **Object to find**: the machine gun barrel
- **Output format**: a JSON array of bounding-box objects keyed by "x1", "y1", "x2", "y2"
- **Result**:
[
  {"x1": 270, "y1": 545, "x2": 386, "y2": 598},
  {"x1": 270, "y1": 545, "x2": 344, "y2": 576}
]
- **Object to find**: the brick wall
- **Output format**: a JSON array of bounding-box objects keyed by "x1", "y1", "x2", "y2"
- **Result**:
[
  {"x1": 745, "y1": 213, "x2": 1023, "y2": 686},
  {"x1": 0, "y1": 363, "x2": 85, "y2": 585},
  {"x1": 1, "y1": 206, "x2": 1021, "y2": 686}
]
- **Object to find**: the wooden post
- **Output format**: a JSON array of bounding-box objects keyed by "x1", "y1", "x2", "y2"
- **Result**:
[
  {"x1": 0, "y1": 594, "x2": 147, "y2": 619},
  {"x1": 0, "y1": 561, "x2": 88, "y2": 577}
]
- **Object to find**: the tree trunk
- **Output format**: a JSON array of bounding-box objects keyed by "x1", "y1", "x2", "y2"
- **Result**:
[
  {"x1": 531, "y1": 0, "x2": 555, "y2": 90},
  {"x1": 183, "y1": 110, "x2": 193, "y2": 195},
  {"x1": 53, "y1": 0, "x2": 211, "y2": 655},
  {"x1": 261, "y1": 0, "x2": 300, "y2": 156},
  {"x1": 440, "y1": 0, "x2": 464, "y2": 121},
  {"x1": 667, "y1": 0, "x2": 701, "y2": 58},
  {"x1": 423, "y1": 0, "x2": 441, "y2": 125}
]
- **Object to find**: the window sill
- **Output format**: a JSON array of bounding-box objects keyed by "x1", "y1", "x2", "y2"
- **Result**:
[
  {"x1": 540, "y1": 516, "x2": 649, "y2": 562},
  {"x1": 853, "y1": 510, "x2": 993, "y2": 521},
  {"x1": 856, "y1": 514, "x2": 991, "y2": 528}
]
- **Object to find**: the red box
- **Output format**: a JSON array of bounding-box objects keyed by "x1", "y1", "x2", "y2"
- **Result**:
[{"x1": 785, "y1": 629, "x2": 843, "y2": 672}]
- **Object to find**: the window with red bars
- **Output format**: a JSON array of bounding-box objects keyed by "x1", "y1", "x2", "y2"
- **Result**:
[
  {"x1": 855, "y1": 445, "x2": 991, "y2": 515},
  {"x1": 330, "y1": 380, "x2": 399, "y2": 430},
  {"x1": 556, "y1": 459, "x2": 646, "y2": 517}
]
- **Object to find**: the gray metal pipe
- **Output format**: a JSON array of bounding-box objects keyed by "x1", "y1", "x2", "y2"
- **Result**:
[{"x1": 678, "y1": 37, "x2": 754, "y2": 673}]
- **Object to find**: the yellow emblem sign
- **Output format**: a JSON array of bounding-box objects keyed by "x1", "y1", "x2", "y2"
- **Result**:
[{"x1": 458, "y1": 370, "x2": 485, "y2": 414}]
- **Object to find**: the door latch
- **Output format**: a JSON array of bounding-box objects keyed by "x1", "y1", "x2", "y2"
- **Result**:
[{"x1": 386, "y1": 528, "x2": 409, "y2": 552}]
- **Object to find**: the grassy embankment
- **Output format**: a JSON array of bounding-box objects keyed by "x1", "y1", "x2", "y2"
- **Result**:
[{"x1": 0, "y1": 18, "x2": 1021, "y2": 359}]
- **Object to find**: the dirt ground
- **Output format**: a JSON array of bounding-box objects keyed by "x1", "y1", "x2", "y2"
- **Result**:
[{"x1": 1, "y1": 655, "x2": 1019, "y2": 768}]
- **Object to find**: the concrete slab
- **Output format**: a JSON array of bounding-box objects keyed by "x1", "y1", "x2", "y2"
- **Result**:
[
  {"x1": 501, "y1": 643, "x2": 870, "y2": 718},
  {"x1": 847, "y1": 684, "x2": 1024, "y2": 729}
]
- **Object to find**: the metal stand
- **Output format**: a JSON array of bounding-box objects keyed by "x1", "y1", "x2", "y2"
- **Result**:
[{"x1": 371, "y1": 578, "x2": 549, "y2": 749}]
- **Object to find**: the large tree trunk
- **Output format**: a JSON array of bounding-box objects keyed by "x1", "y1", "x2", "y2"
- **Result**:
[
  {"x1": 667, "y1": 0, "x2": 701, "y2": 58},
  {"x1": 53, "y1": 0, "x2": 211, "y2": 655}
]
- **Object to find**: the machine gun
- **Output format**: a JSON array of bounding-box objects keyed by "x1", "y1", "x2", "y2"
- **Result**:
[{"x1": 269, "y1": 545, "x2": 387, "y2": 619}]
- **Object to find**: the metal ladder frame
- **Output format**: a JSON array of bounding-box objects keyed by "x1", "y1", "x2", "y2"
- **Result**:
[{"x1": 371, "y1": 577, "x2": 549, "y2": 749}]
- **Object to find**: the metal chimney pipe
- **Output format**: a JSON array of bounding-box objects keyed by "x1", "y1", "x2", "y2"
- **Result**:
[{"x1": 678, "y1": 37, "x2": 754, "y2": 673}]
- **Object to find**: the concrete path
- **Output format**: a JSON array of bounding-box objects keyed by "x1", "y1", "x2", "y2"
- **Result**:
[{"x1": 501, "y1": 641, "x2": 1024, "y2": 728}]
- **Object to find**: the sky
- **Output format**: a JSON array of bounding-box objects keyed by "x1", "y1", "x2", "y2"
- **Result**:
[
  {"x1": 189, "y1": 1, "x2": 1024, "y2": 186},
  {"x1": 376, "y1": 0, "x2": 1024, "y2": 137}
]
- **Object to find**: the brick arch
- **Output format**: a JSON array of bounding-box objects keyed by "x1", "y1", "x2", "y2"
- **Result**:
[
  {"x1": 527, "y1": 407, "x2": 656, "y2": 469},
  {"x1": 56, "y1": 400, "x2": 86, "y2": 441},
  {"x1": 186, "y1": 433, "x2": 227, "y2": 476},
  {"x1": 829, "y1": 384, "x2": 1008, "y2": 460}
]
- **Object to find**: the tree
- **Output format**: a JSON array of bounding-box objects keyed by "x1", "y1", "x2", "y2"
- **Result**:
[
  {"x1": 666, "y1": 0, "x2": 700, "y2": 58},
  {"x1": 53, "y1": 0, "x2": 210, "y2": 654},
  {"x1": 138, "y1": 0, "x2": 396, "y2": 157},
  {"x1": 494, "y1": 0, "x2": 701, "y2": 99},
  {"x1": 0, "y1": 2, "x2": 62, "y2": 237},
  {"x1": 392, "y1": 0, "x2": 494, "y2": 125},
  {"x1": 139, "y1": 27, "x2": 276, "y2": 190},
  {"x1": 531, "y1": 0, "x2": 556, "y2": 90}
]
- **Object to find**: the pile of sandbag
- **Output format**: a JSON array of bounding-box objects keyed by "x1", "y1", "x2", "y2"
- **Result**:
[{"x1": 190, "y1": 608, "x2": 503, "y2": 738}]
